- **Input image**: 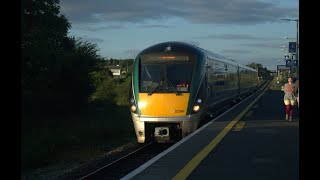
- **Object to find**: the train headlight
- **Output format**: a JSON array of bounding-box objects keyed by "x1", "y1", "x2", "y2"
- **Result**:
[
  {"x1": 131, "y1": 104, "x2": 137, "y2": 112},
  {"x1": 138, "y1": 101, "x2": 147, "y2": 109},
  {"x1": 193, "y1": 105, "x2": 200, "y2": 112}
]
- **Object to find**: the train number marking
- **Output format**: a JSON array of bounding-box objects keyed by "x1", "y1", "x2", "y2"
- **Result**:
[{"x1": 174, "y1": 110, "x2": 185, "y2": 113}]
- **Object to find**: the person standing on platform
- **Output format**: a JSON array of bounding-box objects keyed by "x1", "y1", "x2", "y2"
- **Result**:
[
  {"x1": 295, "y1": 79, "x2": 299, "y2": 108},
  {"x1": 296, "y1": 88, "x2": 299, "y2": 108},
  {"x1": 283, "y1": 77, "x2": 297, "y2": 121}
]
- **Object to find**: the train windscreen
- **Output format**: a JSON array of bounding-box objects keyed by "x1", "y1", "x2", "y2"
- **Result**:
[
  {"x1": 166, "y1": 63, "x2": 192, "y2": 92},
  {"x1": 140, "y1": 63, "x2": 163, "y2": 93},
  {"x1": 140, "y1": 61, "x2": 193, "y2": 93}
]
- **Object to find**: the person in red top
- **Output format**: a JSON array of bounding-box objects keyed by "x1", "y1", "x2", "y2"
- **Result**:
[{"x1": 283, "y1": 77, "x2": 297, "y2": 121}]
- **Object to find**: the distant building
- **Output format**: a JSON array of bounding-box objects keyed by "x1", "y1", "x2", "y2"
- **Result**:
[
  {"x1": 269, "y1": 70, "x2": 277, "y2": 76},
  {"x1": 106, "y1": 65, "x2": 122, "y2": 76}
]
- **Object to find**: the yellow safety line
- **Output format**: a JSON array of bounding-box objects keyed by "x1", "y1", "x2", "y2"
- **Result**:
[
  {"x1": 172, "y1": 84, "x2": 270, "y2": 180},
  {"x1": 233, "y1": 122, "x2": 246, "y2": 131}
]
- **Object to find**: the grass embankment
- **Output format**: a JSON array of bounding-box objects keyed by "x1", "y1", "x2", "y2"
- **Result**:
[{"x1": 21, "y1": 105, "x2": 136, "y2": 172}]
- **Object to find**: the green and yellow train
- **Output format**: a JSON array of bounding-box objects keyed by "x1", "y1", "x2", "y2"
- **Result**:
[{"x1": 129, "y1": 41, "x2": 259, "y2": 143}]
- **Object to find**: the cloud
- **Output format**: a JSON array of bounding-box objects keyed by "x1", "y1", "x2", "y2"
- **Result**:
[
  {"x1": 72, "y1": 24, "x2": 126, "y2": 31},
  {"x1": 195, "y1": 34, "x2": 264, "y2": 40},
  {"x1": 124, "y1": 49, "x2": 141, "y2": 57},
  {"x1": 73, "y1": 36, "x2": 105, "y2": 44},
  {"x1": 139, "y1": 25, "x2": 171, "y2": 28},
  {"x1": 60, "y1": 0, "x2": 297, "y2": 25},
  {"x1": 243, "y1": 42, "x2": 286, "y2": 48},
  {"x1": 183, "y1": 40, "x2": 201, "y2": 47},
  {"x1": 86, "y1": 37, "x2": 104, "y2": 44},
  {"x1": 72, "y1": 24, "x2": 170, "y2": 31},
  {"x1": 220, "y1": 49, "x2": 252, "y2": 54}
]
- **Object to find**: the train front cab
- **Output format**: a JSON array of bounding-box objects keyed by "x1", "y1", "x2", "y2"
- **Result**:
[{"x1": 130, "y1": 43, "x2": 205, "y2": 143}]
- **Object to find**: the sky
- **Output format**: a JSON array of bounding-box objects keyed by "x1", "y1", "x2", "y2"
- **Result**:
[{"x1": 59, "y1": 0, "x2": 299, "y2": 71}]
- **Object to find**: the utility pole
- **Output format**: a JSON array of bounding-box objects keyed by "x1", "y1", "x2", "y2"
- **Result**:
[{"x1": 281, "y1": 18, "x2": 299, "y2": 78}]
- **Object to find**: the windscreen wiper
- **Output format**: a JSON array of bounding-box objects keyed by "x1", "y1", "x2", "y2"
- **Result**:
[
  {"x1": 166, "y1": 80, "x2": 182, "y2": 96},
  {"x1": 147, "y1": 85, "x2": 160, "y2": 96}
]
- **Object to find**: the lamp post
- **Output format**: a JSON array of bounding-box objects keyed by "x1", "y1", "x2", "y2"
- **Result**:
[{"x1": 281, "y1": 18, "x2": 299, "y2": 78}]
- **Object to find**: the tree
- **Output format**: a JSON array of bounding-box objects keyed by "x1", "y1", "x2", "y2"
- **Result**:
[
  {"x1": 21, "y1": 0, "x2": 104, "y2": 116},
  {"x1": 246, "y1": 62, "x2": 272, "y2": 80},
  {"x1": 21, "y1": 0, "x2": 71, "y2": 90}
]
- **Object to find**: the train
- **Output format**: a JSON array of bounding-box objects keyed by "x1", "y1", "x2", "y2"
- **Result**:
[{"x1": 129, "y1": 41, "x2": 259, "y2": 143}]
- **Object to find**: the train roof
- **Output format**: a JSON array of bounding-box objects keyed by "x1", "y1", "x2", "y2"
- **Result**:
[
  {"x1": 237, "y1": 63, "x2": 257, "y2": 72},
  {"x1": 139, "y1": 41, "x2": 257, "y2": 72},
  {"x1": 139, "y1": 41, "x2": 203, "y2": 55},
  {"x1": 201, "y1": 48, "x2": 239, "y2": 67},
  {"x1": 189, "y1": 43, "x2": 257, "y2": 72}
]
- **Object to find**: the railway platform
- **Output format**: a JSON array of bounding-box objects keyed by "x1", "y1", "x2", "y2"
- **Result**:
[{"x1": 121, "y1": 80, "x2": 299, "y2": 180}]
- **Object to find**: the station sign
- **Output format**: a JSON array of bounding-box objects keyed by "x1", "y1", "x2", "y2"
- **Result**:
[
  {"x1": 277, "y1": 65, "x2": 291, "y2": 71},
  {"x1": 289, "y1": 42, "x2": 296, "y2": 53}
]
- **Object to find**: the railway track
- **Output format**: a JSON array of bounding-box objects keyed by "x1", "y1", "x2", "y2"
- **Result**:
[{"x1": 57, "y1": 142, "x2": 173, "y2": 180}]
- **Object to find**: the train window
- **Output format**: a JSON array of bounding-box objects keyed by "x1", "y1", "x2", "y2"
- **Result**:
[
  {"x1": 140, "y1": 64, "x2": 163, "y2": 92},
  {"x1": 166, "y1": 63, "x2": 193, "y2": 92}
]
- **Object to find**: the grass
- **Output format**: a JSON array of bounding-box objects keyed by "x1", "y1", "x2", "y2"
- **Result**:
[
  {"x1": 269, "y1": 77, "x2": 284, "y2": 91},
  {"x1": 21, "y1": 104, "x2": 136, "y2": 174}
]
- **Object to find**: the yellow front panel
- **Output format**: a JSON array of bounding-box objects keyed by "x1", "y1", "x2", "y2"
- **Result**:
[{"x1": 139, "y1": 93, "x2": 190, "y2": 116}]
